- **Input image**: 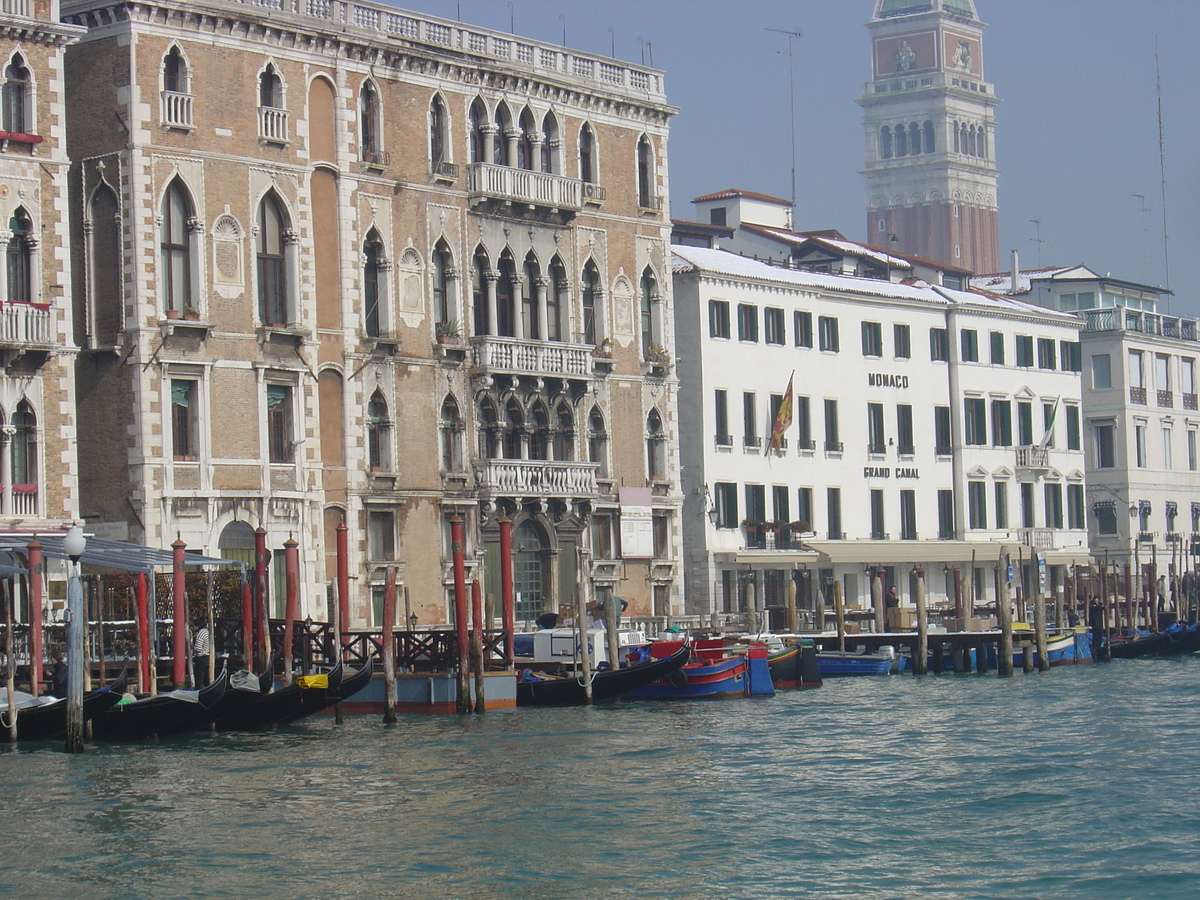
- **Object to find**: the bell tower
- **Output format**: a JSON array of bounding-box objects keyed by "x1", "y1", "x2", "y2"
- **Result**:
[{"x1": 859, "y1": 0, "x2": 999, "y2": 274}]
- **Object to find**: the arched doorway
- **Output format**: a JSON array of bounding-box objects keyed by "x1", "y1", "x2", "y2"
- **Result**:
[{"x1": 513, "y1": 520, "x2": 546, "y2": 626}]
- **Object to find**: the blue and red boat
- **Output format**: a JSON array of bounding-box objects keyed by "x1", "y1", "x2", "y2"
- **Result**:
[{"x1": 624, "y1": 639, "x2": 774, "y2": 699}]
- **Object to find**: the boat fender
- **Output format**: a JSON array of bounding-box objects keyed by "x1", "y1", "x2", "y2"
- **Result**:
[{"x1": 669, "y1": 669, "x2": 688, "y2": 689}]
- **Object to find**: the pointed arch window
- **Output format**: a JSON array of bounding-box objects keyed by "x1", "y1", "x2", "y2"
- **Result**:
[
  {"x1": 496, "y1": 252, "x2": 517, "y2": 337},
  {"x1": 493, "y1": 104, "x2": 512, "y2": 167},
  {"x1": 469, "y1": 99, "x2": 488, "y2": 164},
  {"x1": 258, "y1": 63, "x2": 287, "y2": 142},
  {"x1": 88, "y1": 181, "x2": 122, "y2": 346},
  {"x1": 547, "y1": 257, "x2": 566, "y2": 343},
  {"x1": 579, "y1": 124, "x2": 595, "y2": 183},
  {"x1": 363, "y1": 230, "x2": 386, "y2": 337},
  {"x1": 529, "y1": 402, "x2": 550, "y2": 461},
  {"x1": 541, "y1": 112, "x2": 559, "y2": 174},
  {"x1": 257, "y1": 193, "x2": 290, "y2": 326},
  {"x1": 440, "y1": 395, "x2": 463, "y2": 472},
  {"x1": 646, "y1": 409, "x2": 666, "y2": 482},
  {"x1": 636, "y1": 135, "x2": 654, "y2": 208},
  {"x1": 588, "y1": 406, "x2": 608, "y2": 478},
  {"x1": 11, "y1": 400, "x2": 36, "y2": 492},
  {"x1": 259, "y1": 63, "x2": 282, "y2": 108},
  {"x1": 430, "y1": 94, "x2": 448, "y2": 168},
  {"x1": 479, "y1": 397, "x2": 499, "y2": 459},
  {"x1": 522, "y1": 253, "x2": 540, "y2": 340},
  {"x1": 581, "y1": 260, "x2": 600, "y2": 345},
  {"x1": 517, "y1": 107, "x2": 536, "y2": 171},
  {"x1": 367, "y1": 390, "x2": 390, "y2": 471},
  {"x1": 2, "y1": 54, "x2": 29, "y2": 135},
  {"x1": 160, "y1": 181, "x2": 193, "y2": 317},
  {"x1": 553, "y1": 403, "x2": 574, "y2": 461},
  {"x1": 360, "y1": 80, "x2": 382, "y2": 163},
  {"x1": 432, "y1": 242, "x2": 455, "y2": 328},
  {"x1": 472, "y1": 246, "x2": 490, "y2": 336},
  {"x1": 163, "y1": 46, "x2": 186, "y2": 93},
  {"x1": 6, "y1": 207, "x2": 32, "y2": 306},
  {"x1": 503, "y1": 398, "x2": 524, "y2": 459},
  {"x1": 161, "y1": 46, "x2": 193, "y2": 128},
  {"x1": 640, "y1": 267, "x2": 658, "y2": 357}
]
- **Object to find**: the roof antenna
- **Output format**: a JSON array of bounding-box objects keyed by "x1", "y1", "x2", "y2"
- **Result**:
[
  {"x1": 766, "y1": 27, "x2": 802, "y2": 231},
  {"x1": 1028, "y1": 218, "x2": 1044, "y2": 268}
]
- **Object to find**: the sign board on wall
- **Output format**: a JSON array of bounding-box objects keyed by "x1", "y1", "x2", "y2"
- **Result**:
[{"x1": 619, "y1": 486, "x2": 654, "y2": 559}]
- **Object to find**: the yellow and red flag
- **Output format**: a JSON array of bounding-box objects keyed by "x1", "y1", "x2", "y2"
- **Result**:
[{"x1": 768, "y1": 373, "x2": 794, "y2": 457}]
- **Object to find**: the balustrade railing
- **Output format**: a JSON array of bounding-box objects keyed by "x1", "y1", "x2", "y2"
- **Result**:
[
  {"x1": 472, "y1": 336, "x2": 592, "y2": 375},
  {"x1": 160, "y1": 90, "x2": 194, "y2": 128},
  {"x1": 0, "y1": 302, "x2": 52, "y2": 346},
  {"x1": 258, "y1": 106, "x2": 289, "y2": 142},
  {"x1": 473, "y1": 459, "x2": 598, "y2": 497},
  {"x1": 467, "y1": 162, "x2": 582, "y2": 211},
  {"x1": 1015, "y1": 445, "x2": 1049, "y2": 469}
]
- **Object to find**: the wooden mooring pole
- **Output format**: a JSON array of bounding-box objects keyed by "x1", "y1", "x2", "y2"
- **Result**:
[
  {"x1": 382, "y1": 566, "x2": 397, "y2": 724},
  {"x1": 471, "y1": 579, "x2": 486, "y2": 713},
  {"x1": 913, "y1": 567, "x2": 928, "y2": 675},
  {"x1": 450, "y1": 515, "x2": 471, "y2": 714},
  {"x1": 4, "y1": 579, "x2": 17, "y2": 741},
  {"x1": 834, "y1": 579, "x2": 845, "y2": 653},
  {"x1": 998, "y1": 547, "x2": 1014, "y2": 677}
]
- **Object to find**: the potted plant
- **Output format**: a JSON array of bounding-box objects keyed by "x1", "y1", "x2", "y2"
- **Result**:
[
  {"x1": 183, "y1": 305, "x2": 201, "y2": 321},
  {"x1": 593, "y1": 337, "x2": 613, "y2": 358},
  {"x1": 435, "y1": 319, "x2": 461, "y2": 344},
  {"x1": 645, "y1": 343, "x2": 672, "y2": 373}
]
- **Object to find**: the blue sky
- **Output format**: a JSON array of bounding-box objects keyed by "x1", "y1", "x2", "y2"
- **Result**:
[{"x1": 390, "y1": 1, "x2": 1200, "y2": 312}]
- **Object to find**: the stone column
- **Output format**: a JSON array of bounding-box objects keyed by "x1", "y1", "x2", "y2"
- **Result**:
[
  {"x1": 485, "y1": 270, "x2": 499, "y2": 335},
  {"x1": 534, "y1": 275, "x2": 549, "y2": 341},
  {"x1": 0, "y1": 425, "x2": 12, "y2": 516}
]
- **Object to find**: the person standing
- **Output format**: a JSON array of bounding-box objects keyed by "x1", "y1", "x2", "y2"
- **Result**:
[
  {"x1": 50, "y1": 655, "x2": 67, "y2": 697},
  {"x1": 192, "y1": 619, "x2": 211, "y2": 688}
]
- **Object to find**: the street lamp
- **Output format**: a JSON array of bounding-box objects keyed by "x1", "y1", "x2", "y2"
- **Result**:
[{"x1": 63, "y1": 523, "x2": 86, "y2": 753}]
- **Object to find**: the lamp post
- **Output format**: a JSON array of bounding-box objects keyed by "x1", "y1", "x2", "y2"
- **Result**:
[{"x1": 63, "y1": 524, "x2": 86, "y2": 753}]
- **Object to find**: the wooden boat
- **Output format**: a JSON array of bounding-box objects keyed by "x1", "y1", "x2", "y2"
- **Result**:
[
  {"x1": 767, "y1": 642, "x2": 823, "y2": 689},
  {"x1": 624, "y1": 640, "x2": 774, "y2": 699},
  {"x1": 1108, "y1": 622, "x2": 1200, "y2": 659},
  {"x1": 0, "y1": 670, "x2": 129, "y2": 743},
  {"x1": 207, "y1": 660, "x2": 274, "y2": 729},
  {"x1": 91, "y1": 668, "x2": 228, "y2": 740},
  {"x1": 334, "y1": 655, "x2": 374, "y2": 701},
  {"x1": 817, "y1": 647, "x2": 895, "y2": 677},
  {"x1": 517, "y1": 645, "x2": 690, "y2": 707},
  {"x1": 215, "y1": 655, "x2": 372, "y2": 730}
]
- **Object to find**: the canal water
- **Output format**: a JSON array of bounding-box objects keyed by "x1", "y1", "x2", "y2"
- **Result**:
[{"x1": 3, "y1": 660, "x2": 1199, "y2": 899}]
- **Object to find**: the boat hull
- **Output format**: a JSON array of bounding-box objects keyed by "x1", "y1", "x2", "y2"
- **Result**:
[
  {"x1": 517, "y1": 646, "x2": 690, "y2": 707},
  {"x1": 92, "y1": 670, "x2": 228, "y2": 740},
  {"x1": 1108, "y1": 624, "x2": 1200, "y2": 659},
  {"x1": 817, "y1": 651, "x2": 893, "y2": 677},
  {"x1": 767, "y1": 644, "x2": 823, "y2": 689},
  {"x1": 624, "y1": 654, "x2": 750, "y2": 700},
  {"x1": 0, "y1": 671, "x2": 129, "y2": 743}
]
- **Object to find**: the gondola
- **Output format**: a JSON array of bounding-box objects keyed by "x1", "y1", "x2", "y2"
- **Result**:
[
  {"x1": 90, "y1": 668, "x2": 228, "y2": 740},
  {"x1": 215, "y1": 655, "x2": 373, "y2": 730},
  {"x1": 206, "y1": 660, "x2": 274, "y2": 730},
  {"x1": 517, "y1": 645, "x2": 690, "y2": 707},
  {"x1": 0, "y1": 669, "x2": 129, "y2": 743},
  {"x1": 1108, "y1": 622, "x2": 1200, "y2": 659}
]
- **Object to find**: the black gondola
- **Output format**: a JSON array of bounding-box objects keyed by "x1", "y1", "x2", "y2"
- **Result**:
[
  {"x1": 216, "y1": 655, "x2": 373, "y2": 730},
  {"x1": 90, "y1": 668, "x2": 228, "y2": 740},
  {"x1": 207, "y1": 660, "x2": 274, "y2": 730},
  {"x1": 516, "y1": 645, "x2": 691, "y2": 707},
  {"x1": 0, "y1": 669, "x2": 129, "y2": 743},
  {"x1": 1108, "y1": 623, "x2": 1200, "y2": 659}
]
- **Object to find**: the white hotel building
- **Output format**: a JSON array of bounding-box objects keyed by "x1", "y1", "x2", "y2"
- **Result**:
[{"x1": 673, "y1": 199, "x2": 1088, "y2": 631}]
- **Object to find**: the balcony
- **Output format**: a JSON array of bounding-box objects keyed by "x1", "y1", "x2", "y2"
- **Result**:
[
  {"x1": 1130, "y1": 386, "x2": 1147, "y2": 404},
  {"x1": 1158, "y1": 389, "x2": 1173, "y2": 408},
  {"x1": 1084, "y1": 308, "x2": 1200, "y2": 343},
  {"x1": 471, "y1": 336, "x2": 593, "y2": 377},
  {"x1": 1018, "y1": 528, "x2": 1056, "y2": 550},
  {"x1": 825, "y1": 441, "x2": 844, "y2": 454},
  {"x1": 467, "y1": 163, "x2": 582, "y2": 214},
  {"x1": 160, "y1": 91, "x2": 194, "y2": 130},
  {"x1": 1015, "y1": 445, "x2": 1050, "y2": 472},
  {"x1": 0, "y1": 302, "x2": 53, "y2": 349},
  {"x1": 1185, "y1": 393, "x2": 1198, "y2": 411},
  {"x1": 472, "y1": 459, "x2": 598, "y2": 499},
  {"x1": 258, "y1": 106, "x2": 289, "y2": 143}
]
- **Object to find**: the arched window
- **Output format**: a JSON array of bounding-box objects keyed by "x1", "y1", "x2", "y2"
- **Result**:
[
  {"x1": 163, "y1": 46, "x2": 187, "y2": 94},
  {"x1": 88, "y1": 181, "x2": 122, "y2": 345},
  {"x1": 529, "y1": 401, "x2": 549, "y2": 461},
  {"x1": 496, "y1": 251, "x2": 516, "y2": 337},
  {"x1": 12, "y1": 399, "x2": 36, "y2": 489},
  {"x1": 879, "y1": 126, "x2": 892, "y2": 160},
  {"x1": 579, "y1": 124, "x2": 596, "y2": 183},
  {"x1": 366, "y1": 390, "x2": 390, "y2": 471},
  {"x1": 472, "y1": 246, "x2": 490, "y2": 336},
  {"x1": 469, "y1": 99, "x2": 488, "y2": 164},
  {"x1": 493, "y1": 103, "x2": 512, "y2": 167},
  {"x1": 517, "y1": 107, "x2": 536, "y2": 171},
  {"x1": 2, "y1": 54, "x2": 29, "y2": 135},
  {"x1": 639, "y1": 267, "x2": 657, "y2": 357},
  {"x1": 553, "y1": 402, "x2": 574, "y2": 461},
  {"x1": 259, "y1": 63, "x2": 282, "y2": 108},
  {"x1": 478, "y1": 397, "x2": 499, "y2": 458},
  {"x1": 954, "y1": 122, "x2": 961, "y2": 154},
  {"x1": 440, "y1": 395, "x2": 463, "y2": 472},
  {"x1": 908, "y1": 122, "x2": 921, "y2": 156},
  {"x1": 636, "y1": 135, "x2": 653, "y2": 208},
  {"x1": 503, "y1": 397, "x2": 524, "y2": 459},
  {"x1": 547, "y1": 256, "x2": 566, "y2": 342},
  {"x1": 360, "y1": 80, "x2": 381, "y2": 162},
  {"x1": 894, "y1": 124, "x2": 907, "y2": 158},
  {"x1": 541, "y1": 111, "x2": 559, "y2": 174},
  {"x1": 430, "y1": 94, "x2": 448, "y2": 167},
  {"x1": 923, "y1": 120, "x2": 935, "y2": 154},
  {"x1": 218, "y1": 520, "x2": 256, "y2": 570},
  {"x1": 581, "y1": 260, "x2": 600, "y2": 345},
  {"x1": 978, "y1": 126, "x2": 987, "y2": 160},
  {"x1": 432, "y1": 241, "x2": 454, "y2": 328},
  {"x1": 6, "y1": 207, "x2": 32, "y2": 306},
  {"x1": 257, "y1": 192, "x2": 289, "y2": 326},
  {"x1": 522, "y1": 252, "x2": 540, "y2": 340},
  {"x1": 160, "y1": 181, "x2": 192, "y2": 317},
  {"x1": 646, "y1": 408, "x2": 666, "y2": 481},
  {"x1": 587, "y1": 406, "x2": 608, "y2": 478},
  {"x1": 363, "y1": 230, "x2": 385, "y2": 337}
]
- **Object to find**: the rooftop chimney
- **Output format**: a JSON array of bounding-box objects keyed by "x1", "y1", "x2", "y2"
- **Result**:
[{"x1": 1011, "y1": 250, "x2": 1020, "y2": 294}]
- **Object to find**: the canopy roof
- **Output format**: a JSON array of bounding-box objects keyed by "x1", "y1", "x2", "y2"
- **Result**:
[{"x1": 0, "y1": 532, "x2": 243, "y2": 574}]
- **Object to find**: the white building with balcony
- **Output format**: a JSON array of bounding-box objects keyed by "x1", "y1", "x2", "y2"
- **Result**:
[
  {"x1": 974, "y1": 264, "x2": 1198, "y2": 596},
  {"x1": 674, "y1": 241, "x2": 1088, "y2": 633}
]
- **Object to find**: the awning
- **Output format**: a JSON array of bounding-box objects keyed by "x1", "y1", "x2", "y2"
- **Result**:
[
  {"x1": 801, "y1": 539, "x2": 1092, "y2": 567},
  {"x1": 0, "y1": 532, "x2": 243, "y2": 574}
]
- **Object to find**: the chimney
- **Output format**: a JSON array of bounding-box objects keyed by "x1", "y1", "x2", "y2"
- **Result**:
[{"x1": 1010, "y1": 250, "x2": 1020, "y2": 294}]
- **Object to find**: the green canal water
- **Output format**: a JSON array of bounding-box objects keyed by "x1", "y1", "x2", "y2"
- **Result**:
[{"x1": 2, "y1": 660, "x2": 1199, "y2": 899}]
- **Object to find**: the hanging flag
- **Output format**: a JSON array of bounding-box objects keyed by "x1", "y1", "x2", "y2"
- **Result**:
[
  {"x1": 1038, "y1": 397, "x2": 1060, "y2": 450},
  {"x1": 768, "y1": 373, "x2": 794, "y2": 457}
]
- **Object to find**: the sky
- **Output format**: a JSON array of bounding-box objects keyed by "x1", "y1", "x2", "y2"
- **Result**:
[{"x1": 388, "y1": 0, "x2": 1200, "y2": 314}]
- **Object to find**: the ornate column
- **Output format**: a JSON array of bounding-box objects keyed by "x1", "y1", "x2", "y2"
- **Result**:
[
  {"x1": 485, "y1": 269, "x2": 499, "y2": 335},
  {"x1": 512, "y1": 273, "x2": 525, "y2": 340},
  {"x1": 504, "y1": 128, "x2": 520, "y2": 166},
  {"x1": 0, "y1": 230, "x2": 12, "y2": 306},
  {"x1": 534, "y1": 275, "x2": 549, "y2": 342},
  {"x1": 0, "y1": 425, "x2": 13, "y2": 516}
]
